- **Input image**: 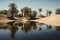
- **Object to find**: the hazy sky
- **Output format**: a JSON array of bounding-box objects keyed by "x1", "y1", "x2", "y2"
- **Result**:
[{"x1": 0, "y1": 0, "x2": 60, "y2": 15}]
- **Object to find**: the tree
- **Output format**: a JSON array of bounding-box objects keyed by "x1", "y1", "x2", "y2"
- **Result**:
[
  {"x1": 38, "y1": 8, "x2": 42, "y2": 17},
  {"x1": 32, "y1": 11, "x2": 37, "y2": 17},
  {"x1": 8, "y1": 3, "x2": 18, "y2": 20},
  {"x1": 0, "y1": 10, "x2": 8, "y2": 15},
  {"x1": 21, "y1": 7, "x2": 32, "y2": 19},
  {"x1": 55, "y1": 8, "x2": 60, "y2": 15},
  {"x1": 0, "y1": 10, "x2": 3, "y2": 14},
  {"x1": 21, "y1": 8, "x2": 23, "y2": 17},
  {"x1": 30, "y1": 11, "x2": 37, "y2": 20},
  {"x1": 46, "y1": 10, "x2": 52, "y2": 16},
  {"x1": 49, "y1": 11, "x2": 52, "y2": 16}
]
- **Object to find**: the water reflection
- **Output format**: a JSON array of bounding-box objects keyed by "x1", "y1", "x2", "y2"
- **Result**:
[
  {"x1": 0, "y1": 22, "x2": 18, "y2": 40},
  {"x1": 0, "y1": 21, "x2": 60, "y2": 40},
  {"x1": 21, "y1": 22, "x2": 37, "y2": 33},
  {"x1": 55, "y1": 26, "x2": 60, "y2": 32}
]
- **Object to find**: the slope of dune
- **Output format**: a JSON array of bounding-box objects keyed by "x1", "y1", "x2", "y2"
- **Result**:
[
  {"x1": 0, "y1": 14, "x2": 14, "y2": 23},
  {"x1": 34, "y1": 14, "x2": 60, "y2": 26}
]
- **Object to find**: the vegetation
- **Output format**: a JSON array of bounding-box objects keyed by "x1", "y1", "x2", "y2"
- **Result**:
[
  {"x1": 46, "y1": 10, "x2": 52, "y2": 16},
  {"x1": 55, "y1": 8, "x2": 60, "y2": 15},
  {"x1": 8, "y1": 3, "x2": 18, "y2": 20},
  {"x1": 38, "y1": 8, "x2": 42, "y2": 17},
  {"x1": 0, "y1": 3, "x2": 60, "y2": 20}
]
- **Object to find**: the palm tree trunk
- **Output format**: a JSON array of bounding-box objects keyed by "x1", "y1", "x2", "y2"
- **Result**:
[
  {"x1": 39, "y1": 12, "x2": 41, "y2": 18},
  {"x1": 23, "y1": 13, "x2": 24, "y2": 18}
]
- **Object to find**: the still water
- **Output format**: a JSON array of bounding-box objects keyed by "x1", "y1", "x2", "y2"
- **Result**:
[{"x1": 0, "y1": 21, "x2": 60, "y2": 40}]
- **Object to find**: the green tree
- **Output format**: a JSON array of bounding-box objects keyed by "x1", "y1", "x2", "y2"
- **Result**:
[
  {"x1": 55, "y1": 8, "x2": 60, "y2": 15},
  {"x1": 3, "y1": 10, "x2": 8, "y2": 15},
  {"x1": 0, "y1": 10, "x2": 8, "y2": 15},
  {"x1": 8, "y1": 3, "x2": 18, "y2": 19},
  {"x1": 21, "y1": 7, "x2": 32, "y2": 19},
  {"x1": 38, "y1": 8, "x2": 42, "y2": 17},
  {"x1": 46, "y1": 10, "x2": 52, "y2": 16},
  {"x1": 30, "y1": 11, "x2": 37, "y2": 20},
  {"x1": 21, "y1": 8, "x2": 23, "y2": 17}
]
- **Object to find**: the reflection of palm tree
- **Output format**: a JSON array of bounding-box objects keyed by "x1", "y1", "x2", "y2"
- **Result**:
[
  {"x1": 10, "y1": 27, "x2": 18, "y2": 40},
  {"x1": 8, "y1": 3, "x2": 18, "y2": 20},
  {"x1": 46, "y1": 25, "x2": 52, "y2": 31},
  {"x1": 29, "y1": 22, "x2": 37, "y2": 30},
  {"x1": 0, "y1": 24, "x2": 8, "y2": 30},
  {"x1": 7, "y1": 22, "x2": 18, "y2": 40},
  {"x1": 0, "y1": 22, "x2": 18, "y2": 40},
  {"x1": 21, "y1": 22, "x2": 37, "y2": 33},
  {"x1": 55, "y1": 26, "x2": 60, "y2": 32},
  {"x1": 21, "y1": 23, "x2": 32, "y2": 33},
  {"x1": 38, "y1": 23, "x2": 43, "y2": 31},
  {"x1": 39, "y1": 28, "x2": 42, "y2": 31}
]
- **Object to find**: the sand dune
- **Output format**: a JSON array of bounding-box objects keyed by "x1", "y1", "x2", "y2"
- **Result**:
[
  {"x1": 0, "y1": 16, "x2": 28, "y2": 24},
  {"x1": 33, "y1": 14, "x2": 60, "y2": 26},
  {"x1": 0, "y1": 14, "x2": 15, "y2": 23},
  {"x1": 0, "y1": 19, "x2": 15, "y2": 24}
]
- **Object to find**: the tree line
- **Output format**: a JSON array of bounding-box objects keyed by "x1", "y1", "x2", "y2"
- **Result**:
[{"x1": 0, "y1": 3, "x2": 60, "y2": 20}]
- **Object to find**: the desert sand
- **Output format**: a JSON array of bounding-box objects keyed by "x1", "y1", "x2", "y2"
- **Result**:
[
  {"x1": 0, "y1": 14, "x2": 14, "y2": 23},
  {"x1": 33, "y1": 14, "x2": 60, "y2": 26}
]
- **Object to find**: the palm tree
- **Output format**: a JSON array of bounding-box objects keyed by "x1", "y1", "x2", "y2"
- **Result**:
[
  {"x1": 38, "y1": 8, "x2": 42, "y2": 17},
  {"x1": 32, "y1": 11, "x2": 37, "y2": 17},
  {"x1": 21, "y1": 8, "x2": 23, "y2": 17},
  {"x1": 46, "y1": 10, "x2": 52, "y2": 16},
  {"x1": 30, "y1": 11, "x2": 37, "y2": 20},
  {"x1": 8, "y1": 3, "x2": 18, "y2": 20},
  {"x1": 49, "y1": 11, "x2": 52, "y2": 16},
  {"x1": 55, "y1": 8, "x2": 60, "y2": 15}
]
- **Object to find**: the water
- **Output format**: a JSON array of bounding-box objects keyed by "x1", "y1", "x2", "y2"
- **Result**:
[{"x1": 0, "y1": 21, "x2": 60, "y2": 40}]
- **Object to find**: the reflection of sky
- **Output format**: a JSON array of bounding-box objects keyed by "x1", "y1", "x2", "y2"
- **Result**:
[{"x1": 0, "y1": 0, "x2": 60, "y2": 15}]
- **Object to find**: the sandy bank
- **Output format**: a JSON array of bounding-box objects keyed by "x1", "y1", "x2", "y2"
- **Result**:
[{"x1": 33, "y1": 15, "x2": 60, "y2": 26}]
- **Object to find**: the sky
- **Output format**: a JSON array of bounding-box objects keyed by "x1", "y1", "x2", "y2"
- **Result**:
[{"x1": 0, "y1": 0, "x2": 60, "y2": 15}]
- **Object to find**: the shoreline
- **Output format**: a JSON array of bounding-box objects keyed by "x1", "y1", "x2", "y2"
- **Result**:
[{"x1": 0, "y1": 15, "x2": 60, "y2": 26}]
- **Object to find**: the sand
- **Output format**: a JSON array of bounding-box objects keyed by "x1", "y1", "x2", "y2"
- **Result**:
[
  {"x1": 0, "y1": 15, "x2": 15, "y2": 24},
  {"x1": 0, "y1": 14, "x2": 14, "y2": 23},
  {"x1": 33, "y1": 14, "x2": 60, "y2": 26}
]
